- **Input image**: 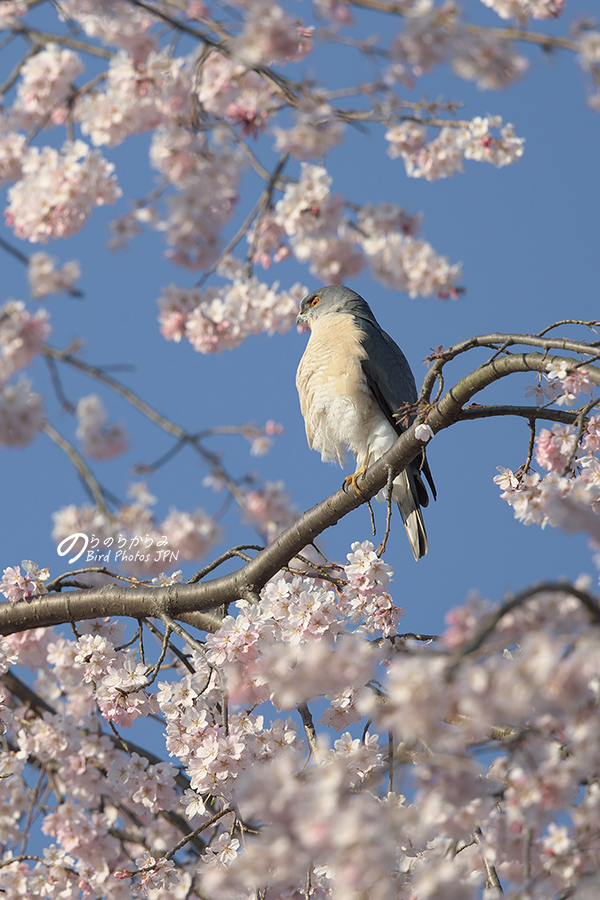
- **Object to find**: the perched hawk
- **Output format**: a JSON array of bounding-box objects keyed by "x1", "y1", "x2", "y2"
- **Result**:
[{"x1": 296, "y1": 285, "x2": 435, "y2": 560}]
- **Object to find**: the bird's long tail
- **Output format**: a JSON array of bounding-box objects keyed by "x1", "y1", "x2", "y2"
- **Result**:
[{"x1": 393, "y1": 468, "x2": 428, "y2": 561}]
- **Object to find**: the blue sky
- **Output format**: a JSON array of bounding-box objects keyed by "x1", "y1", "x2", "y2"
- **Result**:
[{"x1": 1, "y1": 0, "x2": 599, "y2": 637}]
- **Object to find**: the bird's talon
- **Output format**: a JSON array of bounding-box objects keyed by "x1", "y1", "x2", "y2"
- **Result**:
[{"x1": 343, "y1": 470, "x2": 367, "y2": 496}]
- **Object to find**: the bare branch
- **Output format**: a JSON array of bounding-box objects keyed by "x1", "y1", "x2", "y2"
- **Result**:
[
  {"x1": 44, "y1": 422, "x2": 112, "y2": 519},
  {"x1": 457, "y1": 404, "x2": 589, "y2": 426}
]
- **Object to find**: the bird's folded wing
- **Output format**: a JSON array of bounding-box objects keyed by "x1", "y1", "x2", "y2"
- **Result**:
[{"x1": 359, "y1": 320, "x2": 436, "y2": 501}]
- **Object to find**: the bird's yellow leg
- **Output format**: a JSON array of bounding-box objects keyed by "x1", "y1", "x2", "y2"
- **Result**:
[{"x1": 343, "y1": 458, "x2": 368, "y2": 496}]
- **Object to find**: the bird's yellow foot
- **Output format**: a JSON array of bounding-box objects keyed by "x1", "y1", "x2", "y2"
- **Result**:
[{"x1": 343, "y1": 467, "x2": 367, "y2": 496}]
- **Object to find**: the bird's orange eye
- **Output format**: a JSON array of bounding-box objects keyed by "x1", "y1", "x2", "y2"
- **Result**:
[{"x1": 311, "y1": 296, "x2": 321, "y2": 307}]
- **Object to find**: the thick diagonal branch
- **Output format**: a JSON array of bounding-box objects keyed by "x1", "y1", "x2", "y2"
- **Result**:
[{"x1": 1, "y1": 351, "x2": 598, "y2": 637}]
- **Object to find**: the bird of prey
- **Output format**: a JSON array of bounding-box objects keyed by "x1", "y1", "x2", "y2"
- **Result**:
[{"x1": 296, "y1": 285, "x2": 435, "y2": 560}]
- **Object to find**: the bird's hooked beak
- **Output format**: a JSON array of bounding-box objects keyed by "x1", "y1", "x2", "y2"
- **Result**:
[{"x1": 296, "y1": 308, "x2": 310, "y2": 333}]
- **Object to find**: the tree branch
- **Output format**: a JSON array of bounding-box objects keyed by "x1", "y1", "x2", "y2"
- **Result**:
[
  {"x1": 457, "y1": 405, "x2": 586, "y2": 426},
  {"x1": 2, "y1": 350, "x2": 599, "y2": 637}
]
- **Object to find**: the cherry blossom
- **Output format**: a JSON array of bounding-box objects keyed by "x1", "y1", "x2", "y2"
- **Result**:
[
  {"x1": 386, "y1": 116, "x2": 524, "y2": 181},
  {"x1": 27, "y1": 252, "x2": 80, "y2": 299},
  {"x1": 77, "y1": 52, "x2": 191, "y2": 148},
  {"x1": 273, "y1": 99, "x2": 345, "y2": 159},
  {"x1": 577, "y1": 30, "x2": 600, "y2": 70},
  {"x1": 51, "y1": 485, "x2": 222, "y2": 576},
  {"x1": 157, "y1": 139, "x2": 243, "y2": 268},
  {"x1": 161, "y1": 508, "x2": 223, "y2": 560},
  {"x1": 545, "y1": 360, "x2": 594, "y2": 406},
  {"x1": 12, "y1": 43, "x2": 83, "y2": 128},
  {"x1": 0, "y1": 120, "x2": 26, "y2": 185},
  {"x1": 196, "y1": 50, "x2": 278, "y2": 130},
  {"x1": 58, "y1": 0, "x2": 159, "y2": 63},
  {"x1": 391, "y1": 2, "x2": 460, "y2": 74},
  {"x1": 242, "y1": 480, "x2": 299, "y2": 542},
  {"x1": 0, "y1": 2, "x2": 26, "y2": 25},
  {"x1": 415, "y1": 422, "x2": 434, "y2": 442},
  {"x1": 481, "y1": 0, "x2": 565, "y2": 19},
  {"x1": 246, "y1": 213, "x2": 291, "y2": 269},
  {"x1": 231, "y1": 3, "x2": 313, "y2": 66},
  {"x1": 6, "y1": 140, "x2": 121, "y2": 242},
  {"x1": 452, "y1": 34, "x2": 529, "y2": 89},
  {"x1": 0, "y1": 300, "x2": 50, "y2": 383},
  {"x1": 0, "y1": 377, "x2": 45, "y2": 447},
  {"x1": 0, "y1": 560, "x2": 49, "y2": 604},
  {"x1": 362, "y1": 229, "x2": 462, "y2": 298},
  {"x1": 159, "y1": 278, "x2": 304, "y2": 353},
  {"x1": 76, "y1": 394, "x2": 129, "y2": 460},
  {"x1": 534, "y1": 424, "x2": 579, "y2": 472}
]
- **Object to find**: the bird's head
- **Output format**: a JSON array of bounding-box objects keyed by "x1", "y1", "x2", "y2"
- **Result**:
[{"x1": 296, "y1": 285, "x2": 376, "y2": 329}]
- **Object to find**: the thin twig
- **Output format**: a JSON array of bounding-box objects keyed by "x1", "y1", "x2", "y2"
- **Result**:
[
  {"x1": 366, "y1": 498, "x2": 376, "y2": 537},
  {"x1": 473, "y1": 828, "x2": 503, "y2": 892},
  {"x1": 44, "y1": 422, "x2": 112, "y2": 520},
  {"x1": 377, "y1": 466, "x2": 395, "y2": 557},
  {"x1": 245, "y1": 153, "x2": 290, "y2": 276},
  {"x1": 524, "y1": 418, "x2": 536, "y2": 473},
  {"x1": 188, "y1": 546, "x2": 264, "y2": 584}
]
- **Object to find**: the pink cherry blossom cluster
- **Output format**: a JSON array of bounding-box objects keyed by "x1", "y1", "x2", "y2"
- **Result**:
[
  {"x1": 196, "y1": 50, "x2": 278, "y2": 133},
  {"x1": 158, "y1": 277, "x2": 305, "y2": 353},
  {"x1": 158, "y1": 144, "x2": 242, "y2": 270},
  {"x1": 12, "y1": 43, "x2": 84, "y2": 128},
  {"x1": 534, "y1": 424, "x2": 580, "y2": 472},
  {"x1": 0, "y1": 117, "x2": 26, "y2": 186},
  {"x1": 390, "y1": 1, "x2": 461, "y2": 75},
  {"x1": 204, "y1": 542, "x2": 402, "y2": 711},
  {"x1": 198, "y1": 571, "x2": 600, "y2": 900},
  {"x1": 2, "y1": 523, "x2": 600, "y2": 898},
  {"x1": 27, "y1": 252, "x2": 80, "y2": 299},
  {"x1": 247, "y1": 212, "x2": 291, "y2": 269},
  {"x1": 391, "y1": 3, "x2": 529, "y2": 88},
  {"x1": 246, "y1": 419, "x2": 284, "y2": 456},
  {"x1": 274, "y1": 163, "x2": 462, "y2": 296},
  {"x1": 0, "y1": 300, "x2": 50, "y2": 384},
  {"x1": 578, "y1": 30, "x2": 600, "y2": 72},
  {"x1": 0, "y1": 1, "x2": 26, "y2": 25},
  {"x1": 231, "y1": 2, "x2": 313, "y2": 67},
  {"x1": 58, "y1": 0, "x2": 158, "y2": 63},
  {"x1": 51, "y1": 483, "x2": 222, "y2": 576},
  {"x1": 0, "y1": 378, "x2": 45, "y2": 448},
  {"x1": 77, "y1": 52, "x2": 191, "y2": 148},
  {"x1": 0, "y1": 0, "x2": 546, "y2": 340},
  {"x1": 496, "y1": 449, "x2": 600, "y2": 539},
  {"x1": 544, "y1": 360, "x2": 595, "y2": 406},
  {"x1": 340, "y1": 539, "x2": 405, "y2": 637},
  {"x1": 452, "y1": 32, "x2": 529, "y2": 89},
  {"x1": 274, "y1": 162, "x2": 363, "y2": 285},
  {"x1": 5, "y1": 140, "x2": 121, "y2": 242},
  {"x1": 241, "y1": 479, "x2": 299, "y2": 542},
  {"x1": 0, "y1": 560, "x2": 49, "y2": 604},
  {"x1": 480, "y1": 0, "x2": 565, "y2": 20},
  {"x1": 386, "y1": 115, "x2": 524, "y2": 181},
  {"x1": 495, "y1": 360, "x2": 600, "y2": 548},
  {"x1": 273, "y1": 99, "x2": 346, "y2": 159},
  {"x1": 75, "y1": 394, "x2": 129, "y2": 461}
]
